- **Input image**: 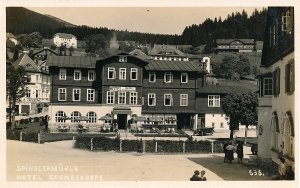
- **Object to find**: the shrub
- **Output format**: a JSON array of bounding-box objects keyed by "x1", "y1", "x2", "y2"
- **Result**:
[
  {"x1": 157, "y1": 140, "x2": 183, "y2": 153},
  {"x1": 92, "y1": 137, "x2": 119, "y2": 151},
  {"x1": 74, "y1": 136, "x2": 92, "y2": 149},
  {"x1": 185, "y1": 140, "x2": 212, "y2": 153},
  {"x1": 6, "y1": 130, "x2": 21, "y2": 140},
  {"x1": 145, "y1": 140, "x2": 156, "y2": 152},
  {"x1": 22, "y1": 132, "x2": 39, "y2": 142},
  {"x1": 122, "y1": 139, "x2": 142, "y2": 152}
]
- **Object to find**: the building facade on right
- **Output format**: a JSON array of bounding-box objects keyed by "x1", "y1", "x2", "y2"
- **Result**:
[{"x1": 257, "y1": 7, "x2": 294, "y2": 175}]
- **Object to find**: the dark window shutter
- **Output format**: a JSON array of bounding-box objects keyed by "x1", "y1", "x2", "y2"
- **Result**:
[
  {"x1": 285, "y1": 63, "x2": 290, "y2": 92},
  {"x1": 290, "y1": 62, "x2": 295, "y2": 92},
  {"x1": 277, "y1": 68, "x2": 280, "y2": 95}
]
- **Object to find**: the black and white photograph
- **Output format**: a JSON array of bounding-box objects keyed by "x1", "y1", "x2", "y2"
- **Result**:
[{"x1": 2, "y1": 0, "x2": 298, "y2": 187}]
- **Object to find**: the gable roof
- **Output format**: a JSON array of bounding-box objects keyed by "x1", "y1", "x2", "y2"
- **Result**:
[
  {"x1": 13, "y1": 53, "x2": 41, "y2": 73},
  {"x1": 46, "y1": 55, "x2": 97, "y2": 68},
  {"x1": 129, "y1": 49, "x2": 151, "y2": 60},
  {"x1": 145, "y1": 60, "x2": 204, "y2": 72},
  {"x1": 54, "y1": 33, "x2": 76, "y2": 39},
  {"x1": 216, "y1": 39, "x2": 255, "y2": 45},
  {"x1": 149, "y1": 44, "x2": 186, "y2": 56}
]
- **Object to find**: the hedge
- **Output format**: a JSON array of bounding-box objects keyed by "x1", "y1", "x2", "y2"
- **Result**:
[
  {"x1": 134, "y1": 133, "x2": 189, "y2": 137},
  {"x1": 157, "y1": 140, "x2": 184, "y2": 153},
  {"x1": 74, "y1": 136, "x2": 225, "y2": 154}
]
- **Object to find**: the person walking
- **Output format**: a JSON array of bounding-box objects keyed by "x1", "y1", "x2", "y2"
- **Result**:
[
  {"x1": 223, "y1": 141, "x2": 229, "y2": 163},
  {"x1": 236, "y1": 142, "x2": 244, "y2": 164},
  {"x1": 226, "y1": 142, "x2": 235, "y2": 164}
]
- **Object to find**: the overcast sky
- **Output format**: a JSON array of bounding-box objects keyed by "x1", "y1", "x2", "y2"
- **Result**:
[{"x1": 28, "y1": 7, "x2": 263, "y2": 35}]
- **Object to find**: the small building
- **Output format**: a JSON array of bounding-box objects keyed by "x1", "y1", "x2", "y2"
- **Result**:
[
  {"x1": 53, "y1": 33, "x2": 77, "y2": 48},
  {"x1": 216, "y1": 39, "x2": 256, "y2": 53}
]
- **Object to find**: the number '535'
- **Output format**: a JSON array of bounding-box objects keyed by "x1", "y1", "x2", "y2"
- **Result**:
[{"x1": 249, "y1": 169, "x2": 263, "y2": 176}]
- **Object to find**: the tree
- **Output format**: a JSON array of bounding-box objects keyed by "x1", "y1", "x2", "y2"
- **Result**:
[
  {"x1": 6, "y1": 64, "x2": 29, "y2": 130},
  {"x1": 68, "y1": 46, "x2": 74, "y2": 56},
  {"x1": 17, "y1": 32, "x2": 42, "y2": 48},
  {"x1": 221, "y1": 92, "x2": 258, "y2": 141},
  {"x1": 59, "y1": 45, "x2": 66, "y2": 56},
  {"x1": 218, "y1": 55, "x2": 251, "y2": 79},
  {"x1": 85, "y1": 34, "x2": 110, "y2": 56}
]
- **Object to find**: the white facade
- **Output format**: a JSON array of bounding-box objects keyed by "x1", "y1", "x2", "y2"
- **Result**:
[
  {"x1": 53, "y1": 33, "x2": 77, "y2": 48},
  {"x1": 204, "y1": 113, "x2": 229, "y2": 130},
  {"x1": 257, "y1": 52, "x2": 295, "y2": 169},
  {"x1": 201, "y1": 57, "x2": 212, "y2": 74}
]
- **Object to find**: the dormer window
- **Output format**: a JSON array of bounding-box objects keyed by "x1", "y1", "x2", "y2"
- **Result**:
[
  {"x1": 282, "y1": 9, "x2": 292, "y2": 34},
  {"x1": 119, "y1": 56, "x2": 127, "y2": 62}
]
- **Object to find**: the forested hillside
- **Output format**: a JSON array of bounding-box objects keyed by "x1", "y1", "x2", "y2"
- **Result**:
[{"x1": 7, "y1": 7, "x2": 267, "y2": 47}]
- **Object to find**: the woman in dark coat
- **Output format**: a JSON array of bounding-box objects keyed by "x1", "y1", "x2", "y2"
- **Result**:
[
  {"x1": 236, "y1": 142, "x2": 244, "y2": 164},
  {"x1": 226, "y1": 142, "x2": 234, "y2": 163}
]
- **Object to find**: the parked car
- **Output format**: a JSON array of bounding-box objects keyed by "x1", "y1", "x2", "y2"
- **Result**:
[
  {"x1": 193, "y1": 127, "x2": 214, "y2": 136},
  {"x1": 251, "y1": 143, "x2": 258, "y2": 155}
]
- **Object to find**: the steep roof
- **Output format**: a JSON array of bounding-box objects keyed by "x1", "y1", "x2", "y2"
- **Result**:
[
  {"x1": 13, "y1": 53, "x2": 41, "y2": 73},
  {"x1": 46, "y1": 55, "x2": 97, "y2": 68},
  {"x1": 145, "y1": 60, "x2": 204, "y2": 72},
  {"x1": 216, "y1": 39, "x2": 255, "y2": 45},
  {"x1": 129, "y1": 49, "x2": 151, "y2": 60},
  {"x1": 54, "y1": 33, "x2": 76, "y2": 39}
]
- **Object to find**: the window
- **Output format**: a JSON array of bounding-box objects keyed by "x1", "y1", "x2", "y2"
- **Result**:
[
  {"x1": 119, "y1": 68, "x2": 126, "y2": 80},
  {"x1": 36, "y1": 75, "x2": 39, "y2": 82},
  {"x1": 271, "y1": 112, "x2": 280, "y2": 150},
  {"x1": 212, "y1": 123, "x2": 215, "y2": 127},
  {"x1": 88, "y1": 70, "x2": 95, "y2": 81},
  {"x1": 164, "y1": 72, "x2": 173, "y2": 83},
  {"x1": 87, "y1": 111, "x2": 97, "y2": 123},
  {"x1": 25, "y1": 88, "x2": 31, "y2": 98},
  {"x1": 180, "y1": 94, "x2": 188, "y2": 106},
  {"x1": 130, "y1": 92, "x2": 137, "y2": 105},
  {"x1": 108, "y1": 67, "x2": 116, "y2": 79},
  {"x1": 118, "y1": 91, "x2": 126, "y2": 104},
  {"x1": 119, "y1": 56, "x2": 127, "y2": 62},
  {"x1": 273, "y1": 68, "x2": 280, "y2": 96},
  {"x1": 270, "y1": 22, "x2": 278, "y2": 47},
  {"x1": 107, "y1": 91, "x2": 115, "y2": 104},
  {"x1": 282, "y1": 9, "x2": 292, "y2": 33},
  {"x1": 263, "y1": 78, "x2": 273, "y2": 96},
  {"x1": 208, "y1": 95, "x2": 220, "y2": 107},
  {"x1": 285, "y1": 60, "x2": 295, "y2": 93},
  {"x1": 149, "y1": 72, "x2": 156, "y2": 82},
  {"x1": 71, "y1": 111, "x2": 81, "y2": 123},
  {"x1": 148, "y1": 93, "x2": 156, "y2": 106},
  {"x1": 35, "y1": 90, "x2": 39, "y2": 98},
  {"x1": 181, "y1": 73, "x2": 188, "y2": 83},
  {"x1": 73, "y1": 89, "x2": 81, "y2": 101},
  {"x1": 74, "y1": 70, "x2": 81, "y2": 80},
  {"x1": 220, "y1": 123, "x2": 224, "y2": 128},
  {"x1": 58, "y1": 88, "x2": 66, "y2": 101},
  {"x1": 59, "y1": 69, "x2": 66, "y2": 80},
  {"x1": 87, "y1": 89, "x2": 95, "y2": 101},
  {"x1": 55, "y1": 111, "x2": 66, "y2": 123},
  {"x1": 130, "y1": 68, "x2": 138, "y2": 80},
  {"x1": 164, "y1": 94, "x2": 173, "y2": 106}
]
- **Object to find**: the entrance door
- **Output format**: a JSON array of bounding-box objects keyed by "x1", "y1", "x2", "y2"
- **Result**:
[
  {"x1": 177, "y1": 114, "x2": 192, "y2": 130},
  {"x1": 117, "y1": 114, "x2": 127, "y2": 129}
]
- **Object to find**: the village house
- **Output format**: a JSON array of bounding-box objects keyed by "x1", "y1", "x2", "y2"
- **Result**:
[
  {"x1": 216, "y1": 39, "x2": 256, "y2": 53},
  {"x1": 257, "y1": 7, "x2": 294, "y2": 175},
  {"x1": 13, "y1": 54, "x2": 50, "y2": 115},
  {"x1": 53, "y1": 33, "x2": 77, "y2": 48},
  {"x1": 46, "y1": 52, "x2": 256, "y2": 133},
  {"x1": 148, "y1": 44, "x2": 191, "y2": 61}
]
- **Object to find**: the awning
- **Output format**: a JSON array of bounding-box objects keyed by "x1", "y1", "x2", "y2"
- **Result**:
[{"x1": 112, "y1": 107, "x2": 132, "y2": 114}]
